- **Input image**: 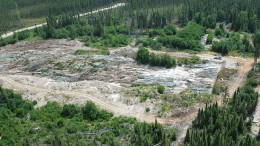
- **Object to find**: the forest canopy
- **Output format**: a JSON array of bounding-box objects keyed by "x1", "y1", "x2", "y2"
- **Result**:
[{"x1": 0, "y1": 0, "x2": 259, "y2": 34}]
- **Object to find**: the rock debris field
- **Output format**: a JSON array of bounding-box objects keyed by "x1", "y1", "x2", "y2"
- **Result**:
[
  {"x1": 0, "y1": 39, "x2": 228, "y2": 116},
  {"x1": 0, "y1": 39, "x2": 222, "y2": 93}
]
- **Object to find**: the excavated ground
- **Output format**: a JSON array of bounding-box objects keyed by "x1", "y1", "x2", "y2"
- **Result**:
[{"x1": 0, "y1": 39, "x2": 251, "y2": 145}]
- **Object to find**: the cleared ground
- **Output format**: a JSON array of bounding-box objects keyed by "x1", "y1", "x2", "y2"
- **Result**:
[{"x1": 0, "y1": 39, "x2": 254, "y2": 144}]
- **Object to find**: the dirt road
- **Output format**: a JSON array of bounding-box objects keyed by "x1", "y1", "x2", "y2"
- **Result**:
[
  {"x1": 0, "y1": 74, "x2": 200, "y2": 146},
  {"x1": 0, "y1": 3, "x2": 125, "y2": 39},
  {"x1": 227, "y1": 57, "x2": 254, "y2": 97},
  {"x1": 0, "y1": 75, "x2": 196, "y2": 125}
]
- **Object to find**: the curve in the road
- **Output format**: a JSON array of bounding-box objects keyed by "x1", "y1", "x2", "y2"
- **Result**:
[{"x1": 0, "y1": 75, "x2": 192, "y2": 125}]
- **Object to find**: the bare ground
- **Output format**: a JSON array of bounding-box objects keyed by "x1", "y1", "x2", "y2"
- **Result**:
[{"x1": 0, "y1": 39, "x2": 254, "y2": 145}]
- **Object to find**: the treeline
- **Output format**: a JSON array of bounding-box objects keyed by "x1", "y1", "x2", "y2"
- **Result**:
[
  {"x1": 1, "y1": 0, "x2": 259, "y2": 34},
  {"x1": 0, "y1": 86, "x2": 177, "y2": 145},
  {"x1": 16, "y1": 0, "x2": 120, "y2": 18},
  {"x1": 184, "y1": 68, "x2": 260, "y2": 146},
  {"x1": 102, "y1": 0, "x2": 260, "y2": 33}
]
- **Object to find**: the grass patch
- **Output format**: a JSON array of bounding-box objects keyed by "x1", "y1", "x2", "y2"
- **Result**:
[
  {"x1": 228, "y1": 50, "x2": 254, "y2": 58},
  {"x1": 212, "y1": 68, "x2": 237, "y2": 95},
  {"x1": 157, "y1": 102, "x2": 174, "y2": 118},
  {"x1": 162, "y1": 89, "x2": 214, "y2": 107},
  {"x1": 80, "y1": 34, "x2": 132, "y2": 50},
  {"x1": 124, "y1": 84, "x2": 160, "y2": 102},
  {"x1": 177, "y1": 55, "x2": 202, "y2": 66},
  {"x1": 54, "y1": 72, "x2": 65, "y2": 77},
  {"x1": 21, "y1": 17, "x2": 46, "y2": 27}
]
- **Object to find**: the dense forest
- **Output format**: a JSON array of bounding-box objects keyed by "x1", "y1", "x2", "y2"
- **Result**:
[
  {"x1": 0, "y1": 86, "x2": 176, "y2": 145},
  {"x1": 0, "y1": 0, "x2": 259, "y2": 34},
  {"x1": 0, "y1": 0, "x2": 120, "y2": 33},
  {"x1": 184, "y1": 64, "x2": 260, "y2": 146}
]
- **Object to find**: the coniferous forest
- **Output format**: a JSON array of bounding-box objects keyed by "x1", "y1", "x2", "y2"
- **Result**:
[
  {"x1": 184, "y1": 65, "x2": 260, "y2": 146},
  {"x1": 0, "y1": 0, "x2": 120, "y2": 32},
  {"x1": 0, "y1": 0, "x2": 259, "y2": 34}
]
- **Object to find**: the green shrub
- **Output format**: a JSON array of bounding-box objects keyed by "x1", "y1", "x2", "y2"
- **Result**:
[
  {"x1": 177, "y1": 56, "x2": 201, "y2": 65},
  {"x1": 136, "y1": 47, "x2": 150, "y2": 64},
  {"x1": 215, "y1": 28, "x2": 223, "y2": 37},
  {"x1": 82, "y1": 101, "x2": 112, "y2": 121},
  {"x1": 178, "y1": 58, "x2": 190, "y2": 65},
  {"x1": 212, "y1": 41, "x2": 229, "y2": 55},
  {"x1": 110, "y1": 34, "x2": 130, "y2": 47},
  {"x1": 52, "y1": 28, "x2": 70, "y2": 39},
  {"x1": 149, "y1": 29, "x2": 165, "y2": 37},
  {"x1": 145, "y1": 107, "x2": 150, "y2": 112},
  {"x1": 190, "y1": 55, "x2": 201, "y2": 64},
  {"x1": 158, "y1": 36, "x2": 203, "y2": 51},
  {"x1": 32, "y1": 100, "x2": 38, "y2": 105},
  {"x1": 177, "y1": 22, "x2": 205, "y2": 40},
  {"x1": 0, "y1": 37, "x2": 18, "y2": 46},
  {"x1": 164, "y1": 24, "x2": 177, "y2": 35},
  {"x1": 212, "y1": 81, "x2": 222, "y2": 95},
  {"x1": 17, "y1": 30, "x2": 30, "y2": 40},
  {"x1": 160, "y1": 54, "x2": 176, "y2": 68},
  {"x1": 157, "y1": 85, "x2": 165, "y2": 94},
  {"x1": 137, "y1": 48, "x2": 176, "y2": 68},
  {"x1": 246, "y1": 77, "x2": 257, "y2": 87},
  {"x1": 56, "y1": 118, "x2": 65, "y2": 128},
  {"x1": 0, "y1": 108, "x2": 11, "y2": 120},
  {"x1": 61, "y1": 104, "x2": 79, "y2": 118},
  {"x1": 140, "y1": 95, "x2": 148, "y2": 102},
  {"x1": 206, "y1": 32, "x2": 214, "y2": 44}
]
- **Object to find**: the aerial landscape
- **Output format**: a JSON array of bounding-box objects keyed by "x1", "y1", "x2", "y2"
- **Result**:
[{"x1": 0, "y1": 0, "x2": 259, "y2": 145}]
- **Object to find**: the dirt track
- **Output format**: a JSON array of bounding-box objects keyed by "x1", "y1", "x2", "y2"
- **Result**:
[
  {"x1": 228, "y1": 57, "x2": 254, "y2": 97},
  {"x1": 0, "y1": 75, "x2": 197, "y2": 125},
  {"x1": 0, "y1": 74, "x2": 198, "y2": 145}
]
